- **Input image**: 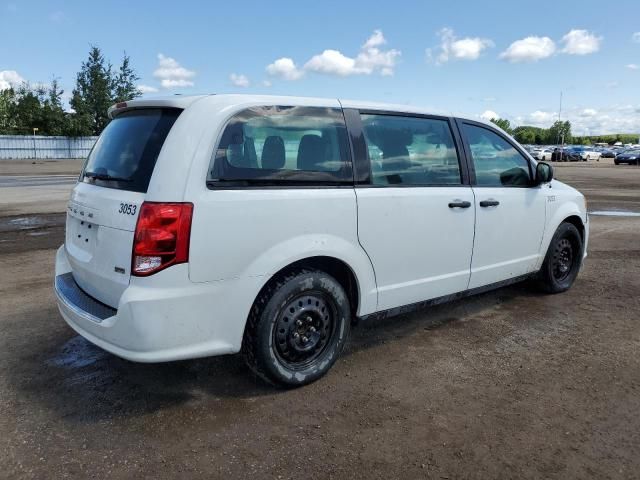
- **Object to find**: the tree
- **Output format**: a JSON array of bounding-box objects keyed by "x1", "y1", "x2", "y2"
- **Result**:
[
  {"x1": 113, "y1": 53, "x2": 141, "y2": 103},
  {"x1": 548, "y1": 120, "x2": 572, "y2": 145},
  {"x1": 0, "y1": 88, "x2": 17, "y2": 134},
  {"x1": 490, "y1": 117, "x2": 513, "y2": 135},
  {"x1": 70, "y1": 46, "x2": 114, "y2": 135},
  {"x1": 41, "y1": 78, "x2": 67, "y2": 135},
  {"x1": 12, "y1": 82, "x2": 47, "y2": 134}
]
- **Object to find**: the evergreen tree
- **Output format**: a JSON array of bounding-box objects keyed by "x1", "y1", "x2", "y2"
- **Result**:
[
  {"x1": 41, "y1": 78, "x2": 67, "y2": 135},
  {"x1": 113, "y1": 53, "x2": 141, "y2": 103},
  {"x1": 70, "y1": 46, "x2": 114, "y2": 135},
  {"x1": 0, "y1": 88, "x2": 17, "y2": 134}
]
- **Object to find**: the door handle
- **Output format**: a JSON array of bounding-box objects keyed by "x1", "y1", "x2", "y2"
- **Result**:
[
  {"x1": 479, "y1": 199, "x2": 500, "y2": 207},
  {"x1": 448, "y1": 200, "x2": 472, "y2": 209}
]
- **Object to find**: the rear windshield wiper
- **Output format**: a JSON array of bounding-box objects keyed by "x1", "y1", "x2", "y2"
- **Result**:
[{"x1": 84, "y1": 171, "x2": 132, "y2": 182}]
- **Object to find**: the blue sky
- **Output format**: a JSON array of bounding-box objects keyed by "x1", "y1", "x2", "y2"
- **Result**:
[{"x1": 1, "y1": 0, "x2": 639, "y2": 135}]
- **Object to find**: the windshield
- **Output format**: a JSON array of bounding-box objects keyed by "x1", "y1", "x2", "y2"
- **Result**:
[{"x1": 82, "y1": 108, "x2": 181, "y2": 193}]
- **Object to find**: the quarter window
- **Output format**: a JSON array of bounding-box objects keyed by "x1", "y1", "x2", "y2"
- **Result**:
[
  {"x1": 360, "y1": 114, "x2": 462, "y2": 186},
  {"x1": 462, "y1": 124, "x2": 532, "y2": 187},
  {"x1": 208, "y1": 106, "x2": 352, "y2": 186}
]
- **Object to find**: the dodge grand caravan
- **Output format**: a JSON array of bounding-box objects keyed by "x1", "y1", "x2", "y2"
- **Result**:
[{"x1": 55, "y1": 94, "x2": 588, "y2": 386}]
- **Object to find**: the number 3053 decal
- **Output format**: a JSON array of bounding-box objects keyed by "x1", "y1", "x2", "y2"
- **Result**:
[{"x1": 118, "y1": 203, "x2": 137, "y2": 215}]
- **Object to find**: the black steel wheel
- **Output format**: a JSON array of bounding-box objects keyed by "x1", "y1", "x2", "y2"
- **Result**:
[
  {"x1": 242, "y1": 269, "x2": 351, "y2": 387},
  {"x1": 538, "y1": 222, "x2": 583, "y2": 293},
  {"x1": 273, "y1": 293, "x2": 337, "y2": 370},
  {"x1": 551, "y1": 238, "x2": 574, "y2": 282}
]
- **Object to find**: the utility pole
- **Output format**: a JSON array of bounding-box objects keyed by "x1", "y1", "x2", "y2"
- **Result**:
[
  {"x1": 558, "y1": 91, "x2": 564, "y2": 157},
  {"x1": 32, "y1": 127, "x2": 39, "y2": 160}
]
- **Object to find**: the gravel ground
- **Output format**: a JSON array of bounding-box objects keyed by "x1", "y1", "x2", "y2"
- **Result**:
[{"x1": 1, "y1": 159, "x2": 639, "y2": 479}]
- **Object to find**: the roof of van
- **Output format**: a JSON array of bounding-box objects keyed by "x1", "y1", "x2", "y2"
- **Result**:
[
  {"x1": 107, "y1": 94, "x2": 505, "y2": 133},
  {"x1": 108, "y1": 94, "x2": 455, "y2": 118}
]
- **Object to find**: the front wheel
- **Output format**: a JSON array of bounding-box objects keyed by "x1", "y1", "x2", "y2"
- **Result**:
[
  {"x1": 538, "y1": 222, "x2": 583, "y2": 293},
  {"x1": 242, "y1": 269, "x2": 351, "y2": 387}
]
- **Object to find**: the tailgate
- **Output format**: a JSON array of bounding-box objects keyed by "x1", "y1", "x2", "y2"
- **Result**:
[{"x1": 66, "y1": 183, "x2": 142, "y2": 308}]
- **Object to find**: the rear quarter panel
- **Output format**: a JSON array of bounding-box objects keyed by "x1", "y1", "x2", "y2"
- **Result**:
[{"x1": 181, "y1": 96, "x2": 378, "y2": 316}]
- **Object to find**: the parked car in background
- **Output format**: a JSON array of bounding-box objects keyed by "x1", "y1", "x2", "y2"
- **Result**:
[
  {"x1": 599, "y1": 148, "x2": 617, "y2": 158},
  {"x1": 581, "y1": 147, "x2": 601, "y2": 161},
  {"x1": 551, "y1": 147, "x2": 568, "y2": 162},
  {"x1": 532, "y1": 147, "x2": 553, "y2": 161},
  {"x1": 614, "y1": 148, "x2": 640, "y2": 165},
  {"x1": 568, "y1": 147, "x2": 600, "y2": 161}
]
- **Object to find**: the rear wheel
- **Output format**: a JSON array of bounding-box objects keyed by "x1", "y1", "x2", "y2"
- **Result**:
[
  {"x1": 538, "y1": 222, "x2": 583, "y2": 293},
  {"x1": 242, "y1": 269, "x2": 351, "y2": 387}
]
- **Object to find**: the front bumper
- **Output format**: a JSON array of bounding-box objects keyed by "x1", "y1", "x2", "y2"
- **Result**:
[{"x1": 54, "y1": 245, "x2": 245, "y2": 362}]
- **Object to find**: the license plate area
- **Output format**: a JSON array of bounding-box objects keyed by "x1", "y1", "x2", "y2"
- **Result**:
[{"x1": 69, "y1": 216, "x2": 98, "y2": 253}]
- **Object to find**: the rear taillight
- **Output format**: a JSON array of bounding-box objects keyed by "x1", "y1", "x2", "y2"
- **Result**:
[{"x1": 132, "y1": 202, "x2": 193, "y2": 276}]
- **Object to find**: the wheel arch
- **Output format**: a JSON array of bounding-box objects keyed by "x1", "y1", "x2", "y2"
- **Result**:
[
  {"x1": 536, "y1": 203, "x2": 587, "y2": 271},
  {"x1": 562, "y1": 214, "x2": 585, "y2": 243},
  {"x1": 252, "y1": 256, "x2": 363, "y2": 321}
]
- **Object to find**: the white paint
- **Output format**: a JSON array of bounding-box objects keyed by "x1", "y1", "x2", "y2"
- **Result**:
[{"x1": 54, "y1": 94, "x2": 589, "y2": 365}]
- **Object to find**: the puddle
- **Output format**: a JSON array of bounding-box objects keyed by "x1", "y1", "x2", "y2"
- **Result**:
[
  {"x1": 8, "y1": 216, "x2": 46, "y2": 229},
  {"x1": 47, "y1": 336, "x2": 109, "y2": 369},
  {"x1": 0, "y1": 213, "x2": 65, "y2": 233},
  {"x1": 28, "y1": 231, "x2": 50, "y2": 237},
  {"x1": 589, "y1": 210, "x2": 640, "y2": 217}
]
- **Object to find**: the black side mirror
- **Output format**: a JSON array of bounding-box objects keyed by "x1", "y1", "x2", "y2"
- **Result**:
[{"x1": 535, "y1": 162, "x2": 554, "y2": 185}]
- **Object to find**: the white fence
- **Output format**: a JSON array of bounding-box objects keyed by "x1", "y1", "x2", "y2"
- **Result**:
[{"x1": 0, "y1": 135, "x2": 98, "y2": 159}]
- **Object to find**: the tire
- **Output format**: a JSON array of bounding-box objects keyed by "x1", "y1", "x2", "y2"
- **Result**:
[
  {"x1": 242, "y1": 269, "x2": 351, "y2": 387},
  {"x1": 538, "y1": 222, "x2": 583, "y2": 294}
]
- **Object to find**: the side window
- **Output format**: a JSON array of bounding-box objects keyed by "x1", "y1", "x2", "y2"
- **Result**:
[
  {"x1": 360, "y1": 114, "x2": 462, "y2": 186},
  {"x1": 208, "y1": 106, "x2": 352, "y2": 185},
  {"x1": 462, "y1": 124, "x2": 532, "y2": 187}
]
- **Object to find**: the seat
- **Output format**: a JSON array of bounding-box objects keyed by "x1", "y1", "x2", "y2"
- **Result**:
[
  {"x1": 297, "y1": 134, "x2": 327, "y2": 171},
  {"x1": 261, "y1": 136, "x2": 285, "y2": 169}
]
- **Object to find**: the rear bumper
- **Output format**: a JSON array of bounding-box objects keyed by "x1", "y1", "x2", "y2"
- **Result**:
[{"x1": 54, "y1": 245, "x2": 247, "y2": 362}]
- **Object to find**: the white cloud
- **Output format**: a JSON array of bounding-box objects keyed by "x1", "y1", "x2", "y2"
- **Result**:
[
  {"x1": 0, "y1": 70, "x2": 24, "y2": 90},
  {"x1": 606, "y1": 81, "x2": 619, "y2": 88},
  {"x1": 266, "y1": 57, "x2": 304, "y2": 80},
  {"x1": 480, "y1": 110, "x2": 499, "y2": 121},
  {"x1": 267, "y1": 30, "x2": 400, "y2": 80},
  {"x1": 632, "y1": 32, "x2": 640, "y2": 43},
  {"x1": 560, "y1": 29, "x2": 601, "y2": 55},
  {"x1": 568, "y1": 105, "x2": 640, "y2": 136},
  {"x1": 153, "y1": 54, "x2": 195, "y2": 89},
  {"x1": 304, "y1": 30, "x2": 400, "y2": 77},
  {"x1": 518, "y1": 110, "x2": 557, "y2": 127},
  {"x1": 305, "y1": 49, "x2": 359, "y2": 76},
  {"x1": 500, "y1": 36, "x2": 556, "y2": 62},
  {"x1": 137, "y1": 84, "x2": 159, "y2": 94},
  {"x1": 626, "y1": 63, "x2": 639, "y2": 70},
  {"x1": 262, "y1": 80, "x2": 272, "y2": 87},
  {"x1": 229, "y1": 73, "x2": 250, "y2": 88},
  {"x1": 428, "y1": 28, "x2": 494, "y2": 64},
  {"x1": 514, "y1": 105, "x2": 640, "y2": 136},
  {"x1": 363, "y1": 29, "x2": 386, "y2": 49}
]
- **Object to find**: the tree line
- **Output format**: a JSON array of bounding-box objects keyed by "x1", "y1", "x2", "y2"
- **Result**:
[
  {"x1": 490, "y1": 117, "x2": 638, "y2": 146},
  {"x1": 0, "y1": 46, "x2": 141, "y2": 137}
]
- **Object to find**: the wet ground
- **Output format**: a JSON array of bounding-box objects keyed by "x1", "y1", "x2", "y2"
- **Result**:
[{"x1": 1, "y1": 159, "x2": 639, "y2": 479}]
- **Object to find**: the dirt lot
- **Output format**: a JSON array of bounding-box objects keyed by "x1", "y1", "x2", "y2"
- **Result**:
[{"x1": 1, "y1": 159, "x2": 639, "y2": 479}]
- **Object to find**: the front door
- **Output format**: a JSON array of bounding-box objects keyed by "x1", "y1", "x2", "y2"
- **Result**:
[
  {"x1": 459, "y1": 121, "x2": 547, "y2": 289},
  {"x1": 353, "y1": 112, "x2": 476, "y2": 311}
]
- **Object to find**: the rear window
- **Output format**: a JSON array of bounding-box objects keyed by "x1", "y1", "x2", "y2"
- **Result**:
[
  {"x1": 81, "y1": 108, "x2": 181, "y2": 193},
  {"x1": 208, "y1": 106, "x2": 352, "y2": 187}
]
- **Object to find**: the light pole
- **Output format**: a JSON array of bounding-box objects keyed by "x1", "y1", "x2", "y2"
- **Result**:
[{"x1": 32, "y1": 127, "x2": 39, "y2": 160}]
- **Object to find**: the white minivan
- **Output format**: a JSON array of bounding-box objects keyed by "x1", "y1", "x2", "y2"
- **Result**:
[{"x1": 55, "y1": 94, "x2": 588, "y2": 386}]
